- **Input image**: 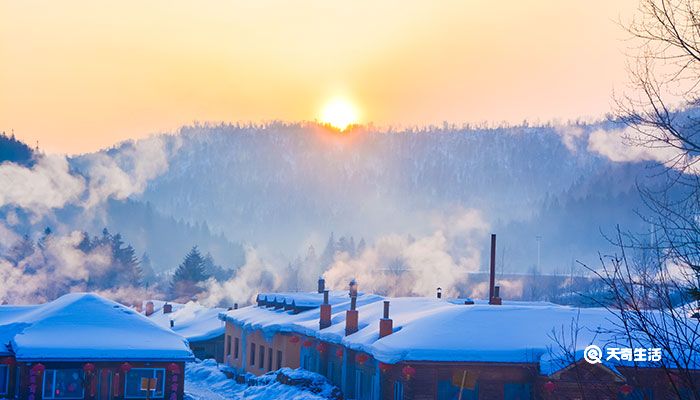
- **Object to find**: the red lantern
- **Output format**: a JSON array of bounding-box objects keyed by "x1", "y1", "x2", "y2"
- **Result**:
[
  {"x1": 83, "y1": 363, "x2": 96, "y2": 374},
  {"x1": 302, "y1": 340, "x2": 314, "y2": 348},
  {"x1": 401, "y1": 365, "x2": 416, "y2": 380},
  {"x1": 356, "y1": 353, "x2": 369, "y2": 364},
  {"x1": 620, "y1": 384, "x2": 633, "y2": 395},
  {"x1": 167, "y1": 363, "x2": 180, "y2": 374},
  {"x1": 335, "y1": 348, "x2": 344, "y2": 358},
  {"x1": 120, "y1": 362, "x2": 132, "y2": 373},
  {"x1": 316, "y1": 343, "x2": 327, "y2": 353},
  {"x1": 543, "y1": 380, "x2": 556, "y2": 394},
  {"x1": 379, "y1": 362, "x2": 391, "y2": 373},
  {"x1": 30, "y1": 363, "x2": 45, "y2": 374}
]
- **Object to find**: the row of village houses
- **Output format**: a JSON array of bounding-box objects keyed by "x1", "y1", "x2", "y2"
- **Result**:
[
  {"x1": 1, "y1": 235, "x2": 699, "y2": 399},
  {"x1": 216, "y1": 234, "x2": 700, "y2": 400},
  {"x1": 4, "y1": 286, "x2": 698, "y2": 400},
  {"x1": 218, "y1": 279, "x2": 700, "y2": 400}
]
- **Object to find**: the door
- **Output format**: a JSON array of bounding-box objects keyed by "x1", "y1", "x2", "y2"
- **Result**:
[{"x1": 98, "y1": 369, "x2": 113, "y2": 400}]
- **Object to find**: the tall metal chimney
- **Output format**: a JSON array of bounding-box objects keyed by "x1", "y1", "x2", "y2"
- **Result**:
[
  {"x1": 318, "y1": 277, "x2": 325, "y2": 294},
  {"x1": 489, "y1": 234, "x2": 496, "y2": 301},
  {"x1": 488, "y1": 234, "x2": 502, "y2": 305}
]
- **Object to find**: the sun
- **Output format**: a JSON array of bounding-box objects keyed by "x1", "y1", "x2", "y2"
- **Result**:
[{"x1": 319, "y1": 98, "x2": 358, "y2": 131}]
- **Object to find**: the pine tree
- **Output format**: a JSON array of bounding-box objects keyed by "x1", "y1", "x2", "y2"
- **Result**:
[
  {"x1": 140, "y1": 252, "x2": 157, "y2": 286},
  {"x1": 320, "y1": 233, "x2": 336, "y2": 268},
  {"x1": 357, "y1": 238, "x2": 367, "y2": 256},
  {"x1": 171, "y1": 246, "x2": 209, "y2": 300}
]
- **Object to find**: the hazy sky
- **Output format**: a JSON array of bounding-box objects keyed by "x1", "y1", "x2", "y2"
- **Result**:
[{"x1": 1, "y1": 1, "x2": 636, "y2": 154}]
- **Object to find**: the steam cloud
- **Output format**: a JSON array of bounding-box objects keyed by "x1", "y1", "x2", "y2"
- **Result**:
[
  {"x1": 0, "y1": 135, "x2": 178, "y2": 304},
  {"x1": 0, "y1": 135, "x2": 178, "y2": 217}
]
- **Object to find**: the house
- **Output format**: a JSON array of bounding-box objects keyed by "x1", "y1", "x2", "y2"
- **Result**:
[
  {"x1": 0, "y1": 293, "x2": 193, "y2": 400},
  {"x1": 219, "y1": 236, "x2": 700, "y2": 400},
  {"x1": 143, "y1": 300, "x2": 226, "y2": 362}
]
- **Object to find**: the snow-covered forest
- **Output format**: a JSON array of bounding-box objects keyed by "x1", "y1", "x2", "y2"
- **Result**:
[{"x1": 0, "y1": 119, "x2": 673, "y2": 306}]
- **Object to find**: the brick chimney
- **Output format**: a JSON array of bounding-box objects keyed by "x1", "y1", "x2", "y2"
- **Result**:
[
  {"x1": 320, "y1": 290, "x2": 331, "y2": 329},
  {"x1": 163, "y1": 303, "x2": 173, "y2": 314},
  {"x1": 488, "y1": 234, "x2": 502, "y2": 305},
  {"x1": 436, "y1": 287, "x2": 442, "y2": 299},
  {"x1": 345, "y1": 279, "x2": 359, "y2": 336},
  {"x1": 379, "y1": 301, "x2": 393, "y2": 338},
  {"x1": 145, "y1": 301, "x2": 155, "y2": 316},
  {"x1": 318, "y1": 277, "x2": 325, "y2": 293}
]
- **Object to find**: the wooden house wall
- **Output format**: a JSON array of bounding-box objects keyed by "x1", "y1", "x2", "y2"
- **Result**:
[
  {"x1": 189, "y1": 334, "x2": 225, "y2": 363},
  {"x1": 6, "y1": 360, "x2": 185, "y2": 400}
]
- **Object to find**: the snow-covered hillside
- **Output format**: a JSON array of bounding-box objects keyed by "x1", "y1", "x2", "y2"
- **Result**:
[{"x1": 106, "y1": 122, "x2": 662, "y2": 271}]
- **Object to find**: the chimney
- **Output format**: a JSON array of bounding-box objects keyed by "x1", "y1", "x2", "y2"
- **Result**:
[
  {"x1": 436, "y1": 287, "x2": 442, "y2": 299},
  {"x1": 234, "y1": 303, "x2": 239, "y2": 310},
  {"x1": 320, "y1": 290, "x2": 331, "y2": 329},
  {"x1": 170, "y1": 319, "x2": 174, "y2": 328},
  {"x1": 145, "y1": 301, "x2": 155, "y2": 316},
  {"x1": 492, "y1": 285, "x2": 502, "y2": 305},
  {"x1": 163, "y1": 303, "x2": 173, "y2": 314},
  {"x1": 345, "y1": 279, "x2": 359, "y2": 336},
  {"x1": 318, "y1": 277, "x2": 326, "y2": 294},
  {"x1": 489, "y1": 234, "x2": 502, "y2": 306},
  {"x1": 379, "y1": 301, "x2": 393, "y2": 338}
]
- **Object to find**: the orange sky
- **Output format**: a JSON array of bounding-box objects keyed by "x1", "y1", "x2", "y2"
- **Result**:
[{"x1": 0, "y1": 1, "x2": 636, "y2": 154}]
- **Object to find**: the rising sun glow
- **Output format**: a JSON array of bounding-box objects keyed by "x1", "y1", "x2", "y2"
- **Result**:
[{"x1": 320, "y1": 99, "x2": 359, "y2": 131}]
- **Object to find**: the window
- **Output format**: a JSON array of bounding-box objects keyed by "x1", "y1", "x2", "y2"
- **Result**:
[
  {"x1": 276, "y1": 350, "x2": 282, "y2": 370},
  {"x1": 43, "y1": 369, "x2": 85, "y2": 399},
  {"x1": 437, "y1": 379, "x2": 478, "y2": 400},
  {"x1": 258, "y1": 345, "x2": 265, "y2": 369},
  {"x1": 250, "y1": 343, "x2": 256, "y2": 366},
  {"x1": 393, "y1": 381, "x2": 403, "y2": 400},
  {"x1": 234, "y1": 337, "x2": 240, "y2": 359},
  {"x1": 124, "y1": 368, "x2": 165, "y2": 399},
  {"x1": 225, "y1": 335, "x2": 231, "y2": 356},
  {"x1": 0, "y1": 365, "x2": 8, "y2": 395},
  {"x1": 267, "y1": 348, "x2": 273, "y2": 371},
  {"x1": 354, "y1": 370, "x2": 373, "y2": 400}
]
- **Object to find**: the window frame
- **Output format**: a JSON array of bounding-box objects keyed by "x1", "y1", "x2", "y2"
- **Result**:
[
  {"x1": 123, "y1": 368, "x2": 166, "y2": 399},
  {"x1": 258, "y1": 345, "x2": 265, "y2": 369},
  {"x1": 42, "y1": 369, "x2": 85, "y2": 400},
  {"x1": 234, "y1": 337, "x2": 240, "y2": 359},
  {"x1": 393, "y1": 380, "x2": 404, "y2": 400},
  {"x1": 0, "y1": 364, "x2": 8, "y2": 395},
  {"x1": 266, "y1": 347, "x2": 273, "y2": 372}
]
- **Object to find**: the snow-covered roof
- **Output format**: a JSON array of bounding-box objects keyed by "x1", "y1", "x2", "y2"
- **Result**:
[
  {"x1": 145, "y1": 300, "x2": 225, "y2": 342},
  {"x1": 221, "y1": 293, "x2": 700, "y2": 370},
  {"x1": 0, "y1": 293, "x2": 194, "y2": 361},
  {"x1": 219, "y1": 292, "x2": 384, "y2": 340}
]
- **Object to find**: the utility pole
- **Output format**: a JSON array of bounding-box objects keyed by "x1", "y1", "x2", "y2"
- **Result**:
[{"x1": 536, "y1": 235, "x2": 542, "y2": 271}]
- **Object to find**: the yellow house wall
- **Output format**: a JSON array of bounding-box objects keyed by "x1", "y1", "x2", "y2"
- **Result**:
[{"x1": 224, "y1": 319, "x2": 302, "y2": 375}]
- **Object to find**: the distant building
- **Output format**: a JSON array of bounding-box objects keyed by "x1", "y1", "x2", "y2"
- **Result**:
[
  {"x1": 220, "y1": 238, "x2": 700, "y2": 400},
  {"x1": 0, "y1": 293, "x2": 193, "y2": 400},
  {"x1": 143, "y1": 300, "x2": 226, "y2": 362}
]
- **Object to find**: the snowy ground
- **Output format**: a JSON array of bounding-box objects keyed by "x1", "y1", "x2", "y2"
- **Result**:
[{"x1": 185, "y1": 360, "x2": 339, "y2": 400}]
